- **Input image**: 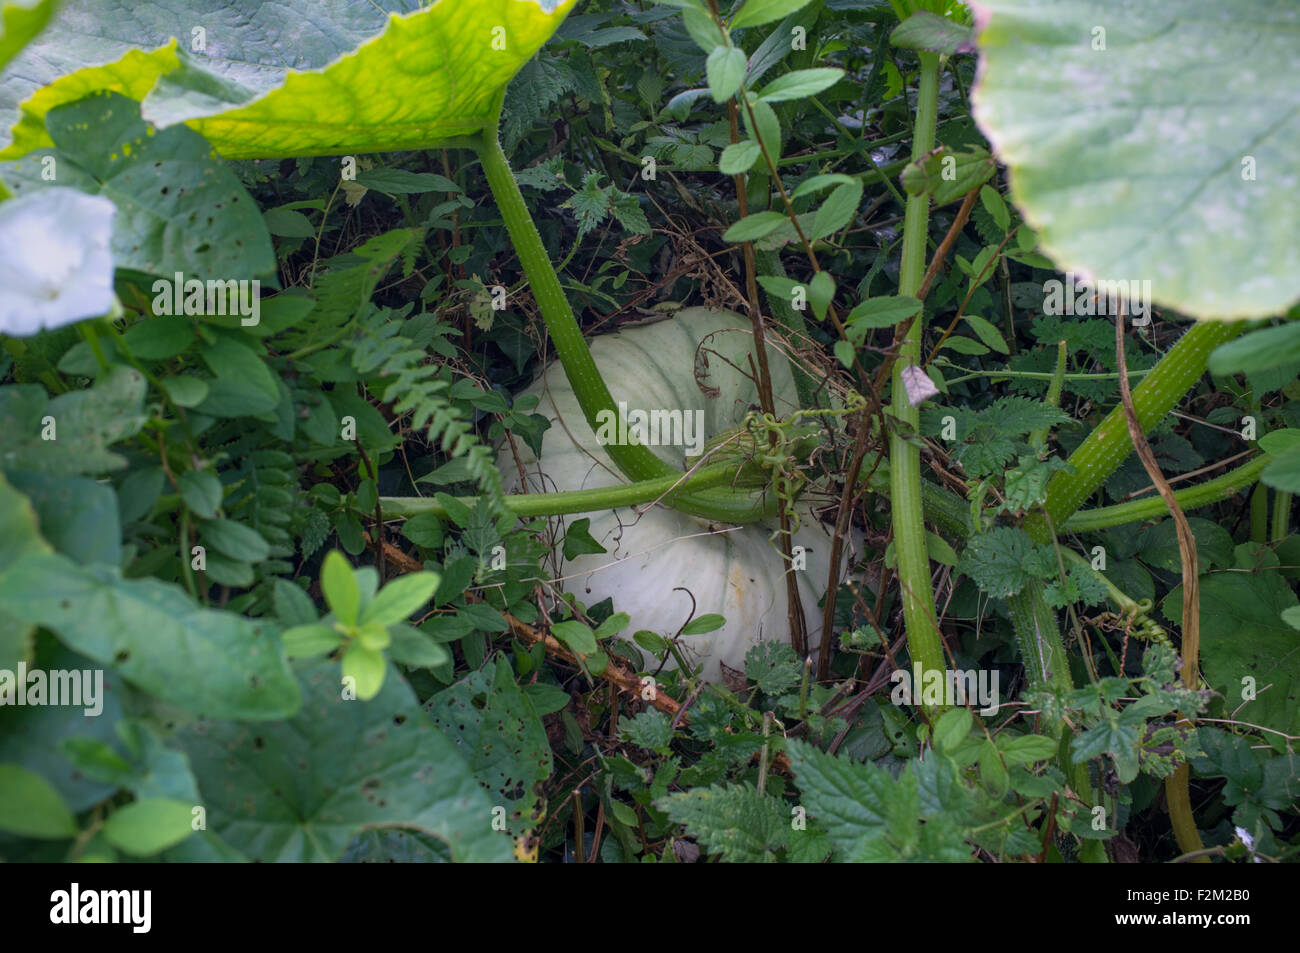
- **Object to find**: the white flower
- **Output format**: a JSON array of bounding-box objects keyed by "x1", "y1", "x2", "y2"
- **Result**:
[{"x1": 0, "y1": 188, "x2": 117, "y2": 337}]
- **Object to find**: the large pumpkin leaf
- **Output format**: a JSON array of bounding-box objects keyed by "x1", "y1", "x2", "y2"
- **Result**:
[
  {"x1": 1, "y1": 0, "x2": 579, "y2": 160},
  {"x1": 0, "y1": 0, "x2": 55, "y2": 73},
  {"x1": 971, "y1": 0, "x2": 1300, "y2": 320},
  {"x1": 0, "y1": 473, "x2": 300, "y2": 721},
  {"x1": 173, "y1": 660, "x2": 513, "y2": 862}
]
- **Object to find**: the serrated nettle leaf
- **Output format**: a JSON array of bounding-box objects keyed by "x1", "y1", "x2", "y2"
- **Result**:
[
  {"x1": 757, "y1": 67, "x2": 845, "y2": 103},
  {"x1": 972, "y1": 0, "x2": 1299, "y2": 319},
  {"x1": 719, "y1": 139, "x2": 762, "y2": 174},
  {"x1": 706, "y1": 45, "x2": 747, "y2": 102},
  {"x1": 731, "y1": 0, "x2": 817, "y2": 31},
  {"x1": 2, "y1": 0, "x2": 582, "y2": 160},
  {"x1": 891, "y1": 9, "x2": 976, "y2": 55},
  {"x1": 900, "y1": 145, "x2": 995, "y2": 206}
]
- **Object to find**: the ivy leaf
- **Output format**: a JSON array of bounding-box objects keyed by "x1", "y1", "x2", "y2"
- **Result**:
[{"x1": 562, "y1": 517, "x2": 607, "y2": 560}]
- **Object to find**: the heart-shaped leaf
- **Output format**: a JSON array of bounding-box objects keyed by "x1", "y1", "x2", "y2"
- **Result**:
[
  {"x1": 1, "y1": 0, "x2": 578, "y2": 160},
  {"x1": 971, "y1": 0, "x2": 1300, "y2": 320}
]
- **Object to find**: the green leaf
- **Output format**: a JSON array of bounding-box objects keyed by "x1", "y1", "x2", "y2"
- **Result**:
[
  {"x1": 681, "y1": 613, "x2": 726, "y2": 635},
  {"x1": 200, "y1": 518, "x2": 269, "y2": 563},
  {"x1": 979, "y1": 184, "x2": 1010, "y2": 232},
  {"x1": 175, "y1": 659, "x2": 512, "y2": 861},
  {"x1": 719, "y1": 140, "x2": 762, "y2": 175},
  {"x1": 891, "y1": 10, "x2": 975, "y2": 55},
  {"x1": 387, "y1": 623, "x2": 451, "y2": 670},
  {"x1": 425, "y1": 657, "x2": 551, "y2": 840},
  {"x1": 997, "y1": 734, "x2": 1059, "y2": 765},
  {"x1": 659, "y1": 782, "x2": 789, "y2": 861},
  {"x1": 745, "y1": 640, "x2": 803, "y2": 695},
  {"x1": 1261, "y1": 445, "x2": 1300, "y2": 493},
  {"x1": 160, "y1": 375, "x2": 208, "y2": 408},
  {"x1": 197, "y1": 337, "x2": 280, "y2": 418},
  {"x1": 0, "y1": 763, "x2": 77, "y2": 838},
  {"x1": 706, "y1": 45, "x2": 747, "y2": 102},
  {"x1": 808, "y1": 270, "x2": 835, "y2": 321},
  {"x1": 3, "y1": 91, "x2": 274, "y2": 279},
  {"x1": 360, "y1": 571, "x2": 441, "y2": 627},
  {"x1": 681, "y1": 5, "x2": 727, "y2": 52},
  {"x1": 281, "y1": 624, "x2": 343, "y2": 659},
  {"x1": 562, "y1": 517, "x2": 607, "y2": 559},
  {"x1": 0, "y1": 0, "x2": 55, "y2": 73},
  {"x1": 741, "y1": 93, "x2": 781, "y2": 157},
  {"x1": 723, "y1": 210, "x2": 789, "y2": 243},
  {"x1": 320, "y1": 551, "x2": 359, "y2": 627},
  {"x1": 342, "y1": 641, "x2": 386, "y2": 700},
  {"x1": 0, "y1": 366, "x2": 147, "y2": 475},
  {"x1": 933, "y1": 708, "x2": 973, "y2": 754},
  {"x1": 900, "y1": 145, "x2": 995, "y2": 206},
  {"x1": 400, "y1": 512, "x2": 444, "y2": 549},
  {"x1": 963, "y1": 313, "x2": 1009, "y2": 354},
  {"x1": 6, "y1": 472, "x2": 121, "y2": 567},
  {"x1": 809, "y1": 179, "x2": 862, "y2": 241},
  {"x1": 790, "y1": 172, "x2": 857, "y2": 200},
  {"x1": 786, "y1": 740, "x2": 973, "y2": 862},
  {"x1": 845, "y1": 295, "x2": 921, "y2": 331},
  {"x1": 102, "y1": 798, "x2": 195, "y2": 856},
  {"x1": 1209, "y1": 323, "x2": 1300, "y2": 377},
  {"x1": 2, "y1": 0, "x2": 581, "y2": 160},
  {"x1": 958, "y1": 527, "x2": 1053, "y2": 599},
  {"x1": 552, "y1": 619, "x2": 597, "y2": 656},
  {"x1": 1165, "y1": 571, "x2": 1300, "y2": 737},
  {"x1": 621, "y1": 709, "x2": 675, "y2": 753},
  {"x1": 972, "y1": 0, "x2": 1299, "y2": 319},
  {"x1": 731, "y1": 0, "x2": 816, "y2": 30},
  {"x1": 178, "y1": 469, "x2": 222, "y2": 519},
  {"x1": 757, "y1": 67, "x2": 844, "y2": 102},
  {"x1": 593, "y1": 611, "x2": 631, "y2": 641},
  {"x1": 0, "y1": 555, "x2": 300, "y2": 719}
]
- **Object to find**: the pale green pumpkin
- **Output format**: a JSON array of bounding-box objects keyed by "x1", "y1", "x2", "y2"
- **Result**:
[{"x1": 500, "y1": 308, "x2": 857, "y2": 682}]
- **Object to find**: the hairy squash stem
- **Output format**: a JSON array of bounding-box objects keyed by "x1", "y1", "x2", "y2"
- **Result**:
[
  {"x1": 475, "y1": 129, "x2": 768, "y2": 524},
  {"x1": 381, "y1": 461, "x2": 740, "y2": 519},
  {"x1": 888, "y1": 51, "x2": 947, "y2": 687}
]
